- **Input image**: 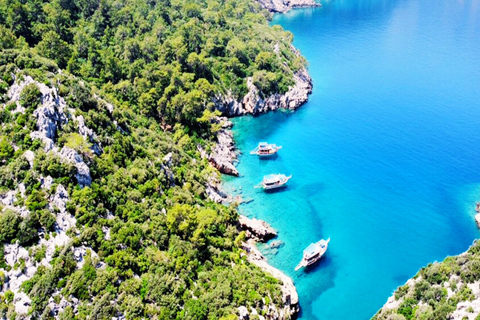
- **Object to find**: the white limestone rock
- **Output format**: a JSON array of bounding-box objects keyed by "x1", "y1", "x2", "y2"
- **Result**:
[
  {"x1": 73, "y1": 114, "x2": 102, "y2": 155},
  {"x1": 51, "y1": 184, "x2": 76, "y2": 235},
  {"x1": 208, "y1": 128, "x2": 239, "y2": 176},
  {"x1": 59, "y1": 147, "x2": 92, "y2": 187},
  {"x1": 215, "y1": 65, "x2": 312, "y2": 117},
  {"x1": 206, "y1": 184, "x2": 228, "y2": 203},
  {"x1": 4, "y1": 244, "x2": 29, "y2": 268},
  {"x1": 239, "y1": 215, "x2": 277, "y2": 241},
  {"x1": 475, "y1": 213, "x2": 480, "y2": 229},
  {"x1": 29, "y1": 84, "x2": 68, "y2": 151},
  {"x1": 163, "y1": 152, "x2": 173, "y2": 167},
  {"x1": 9, "y1": 76, "x2": 69, "y2": 152},
  {"x1": 41, "y1": 175, "x2": 54, "y2": 191},
  {"x1": 14, "y1": 291, "x2": 31, "y2": 315},
  {"x1": 1, "y1": 190, "x2": 16, "y2": 206},
  {"x1": 18, "y1": 183, "x2": 26, "y2": 198},
  {"x1": 102, "y1": 226, "x2": 111, "y2": 240},
  {"x1": 39, "y1": 232, "x2": 71, "y2": 266},
  {"x1": 23, "y1": 150, "x2": 35, "y2": 168},
  {"x1": 243, "y1": 240, "x2": 299, "y2": 317},
  {"x1": 47, "y1": 294, "x2": 73, "y2": 317},
  {"x1": 161, "y1": 153, "x2": 175, "y2": 187},
  {"x1": 238, "y1": 306, "x2": 249, "y2": 319},
  {"x1": 256, "y1": 0, "x2": 320, "y2": 13},
  {"x1": 73, "y1": 246, "x2": 99, "y2": 269}
]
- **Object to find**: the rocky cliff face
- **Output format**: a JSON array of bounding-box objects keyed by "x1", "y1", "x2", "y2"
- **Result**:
[
  {"x1": 239, "y1": 216, "x2": 299, "y2": 320},
  {"x1": 215, "y1": 66, "x2": 313, "y2": 117},
  {"x1": 256, "y1": 0, "x2": 320, "y2": 13}
]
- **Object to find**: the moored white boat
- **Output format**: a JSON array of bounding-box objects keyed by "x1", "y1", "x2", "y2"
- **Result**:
[
  {"x1": 250, "y1": 142, "x2": 282, "y2": 157},
  {"x1": 295, "y1": 238, "x2": 330, "y2": 271},
  {"x1": 255, "y1": 174, "x2": 292, "y2": 190}
]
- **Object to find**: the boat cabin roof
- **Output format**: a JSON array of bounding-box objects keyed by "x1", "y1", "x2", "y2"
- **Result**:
[
  {"x1": 304, "y1": 243, "x2": 318, "y2": 257},
  {"x1": 263, "y1": 174, "x2": 279, "y2": 184},
  {"x1": 259, "y1": 142, "x2": 268, "y2": 147},
  {"x1": 304, "y1": 240, "x2": 328, "y2": 257}
]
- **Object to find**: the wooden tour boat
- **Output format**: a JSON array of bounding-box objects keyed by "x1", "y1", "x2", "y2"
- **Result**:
[
  {"x1": 250, "y1": 142, "x2": 282, "y2": 157},
  {"x1": 295, "y1": 238, "x2": 330, "y2": 271}
]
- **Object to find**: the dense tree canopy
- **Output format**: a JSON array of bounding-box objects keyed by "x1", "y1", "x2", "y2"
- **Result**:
[{"x1": 0, "y1": 0, "x2": 305, "y2": 126}]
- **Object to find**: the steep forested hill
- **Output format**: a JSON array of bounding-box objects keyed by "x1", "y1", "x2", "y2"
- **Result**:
[{"x1": 0, "y1": 0, "x2": 305, "y2": 318}]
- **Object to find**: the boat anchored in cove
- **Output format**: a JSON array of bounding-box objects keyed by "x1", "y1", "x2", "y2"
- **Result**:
[
  {"x1": 295, "y1": 238, "x2": 330, "y2": 271},
  {"x1": 255, "y1": 174, "x2": 292, "y2": 190},
  {"x1": 250, "y1": 142, "x2": 282, "y2": 157}
]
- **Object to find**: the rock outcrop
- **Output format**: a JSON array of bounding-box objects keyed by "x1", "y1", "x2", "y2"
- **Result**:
[
  {"x1": 73, "y1": 114, "x2": 103, "y2": 155},
  {"x1": 475, "y1": 202, "x2": 480, "y2": 228},
  {"x1": 202, "y1": 117, "x2": 239, "y2": 177},
  {"x1": 205, "y1": 179, "x2": 229, "y2": 203},
  {"x1": 239, "y1": 215, "x2": 277, "y2": 241},
  {"x1": 208, "y1": 128, "x2": 239, "y2": 176},
  {"x1": 59, "y1": 147, "x2": 92, "y2": 187},
  {"x1": 7, "y1": 76, "x2": 70, "y2": 151},
  {"x1": 256, "y1": 0, "x2": 320, "y2": 13},
  {"x1": 243, "y1": 240, "x2": 299, "y2": 319},
  {"x1": 215, "y1": 67, "x2": 313, "y2": 117},
  {"x1": 236, "y1": 215, "x2": 298, "y2": 319}
]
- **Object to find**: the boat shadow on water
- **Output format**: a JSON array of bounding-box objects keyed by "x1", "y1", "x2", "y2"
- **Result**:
[
  {"x1": 303, "y1": 255, "x2": 333, "y2": 275},
  {"x1": 295, "y1": 255, "x2": 337, "y2": 319},
  {"x1": 258, "y1": 153, "x2": 279, "y2": 161},
  {"x1": 262, "y1": 186, "x2": 290, "y2": 194}
]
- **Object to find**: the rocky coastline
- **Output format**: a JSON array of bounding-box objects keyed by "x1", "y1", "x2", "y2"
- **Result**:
[
  {"x1": 210, "y1": 56, "x2": 313, "y2": 176},
  {"x1": 238, "y1": 216, "x2": 299, "y2": 319},
  {"x1": 474, "y1": 202, "x2": 480, "y2": 229},
  {"x1": 214, "y1": 66, "x2": 313, "y2": 117},
  {"x1": 257, "y1": 0, "x2": 321, "y2": 13},
  {"x1": 206, "y1": 49, "x2": 313, "y2": 319}
]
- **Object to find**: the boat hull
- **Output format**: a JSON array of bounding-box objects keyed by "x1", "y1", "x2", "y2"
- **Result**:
[
  {"x1": 250, "y1": 144, "x2": 282, "y2": 157},
  {"x1": 257, "y1": 152, "x2": 278, "y2": 157},
  {"x1": 263, "y1": 182, "x2": 288, "y2": 190},
  {"x1": 259, "y1": 175, "x2": 291, "y2": 190}
]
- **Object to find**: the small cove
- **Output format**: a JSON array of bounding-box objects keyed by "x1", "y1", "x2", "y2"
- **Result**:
[{"x1": 223, "y1": 0, "x2": 480, "y2": 319}]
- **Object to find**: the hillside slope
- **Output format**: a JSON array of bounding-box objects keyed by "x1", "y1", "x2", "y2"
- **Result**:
[{"x1": 0, "y1": 0, "x2": 311, "y2": 318}]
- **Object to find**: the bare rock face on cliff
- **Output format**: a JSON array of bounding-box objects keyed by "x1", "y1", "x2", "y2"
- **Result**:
[
  {"x1": 243, "y1": 240, "x2": 300, "y2": 319},
  {"x1": 239, "y1": 215, "x2": 277, "y2": 241},
  {"x1": 59, "y1": 147, "x2": 92, "y2": 187},
  {"x1": 208, "y1": 128, "x2": 239, "y2": 176},
  {"x1": 257, "y1": 0, "x2": 320, "y2": 13},
  {"x1": 215, "y1": 67, "x2": 313, "y2": 117},
  {"x1": 204, "y1": 118, "x2": 239, "y2": 176}
]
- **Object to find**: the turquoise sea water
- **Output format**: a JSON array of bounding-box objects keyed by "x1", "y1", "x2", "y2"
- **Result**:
[{"x1": 223, "y1": 0, "x2": 480, "y2": 318}]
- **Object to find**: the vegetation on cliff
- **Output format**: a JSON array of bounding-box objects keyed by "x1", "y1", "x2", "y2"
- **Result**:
[
  {"x1": 0, "y1": 0, "x2": 306, "y2": 318},
  {"x1": 373, "y1": 240, "x2": 480, "y2": 320}
]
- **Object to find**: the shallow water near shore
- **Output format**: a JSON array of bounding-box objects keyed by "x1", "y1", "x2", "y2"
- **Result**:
[{"x1": 223, "y1": 0, "x2": 480, "y2": 318}]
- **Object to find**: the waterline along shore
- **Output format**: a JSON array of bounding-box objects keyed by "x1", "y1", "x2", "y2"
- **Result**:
[{"x1": 206, "y1": 6, "x2": 315, "y2": 315}]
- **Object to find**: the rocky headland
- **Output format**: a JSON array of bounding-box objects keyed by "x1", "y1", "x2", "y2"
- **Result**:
[
  {"x1": 238, "y1": 216, "x2": 299, "y2": 320},
  {"x1": 210, "y1": 51, "x2": 313, "y2": 177},
  {"x1": 257, "y1": 0, "x2": 321, "y2": 13},
  {"x1": 214, "y1": 66, "x2": 313, "y2": 117},
  {"x1": 474, "y1": 202, "x2": 480, "y2": 229}
]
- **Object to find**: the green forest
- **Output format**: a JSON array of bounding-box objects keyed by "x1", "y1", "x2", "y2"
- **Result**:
[{"x1": 0, "y1": 0, "x2": 304, "y2": 318}]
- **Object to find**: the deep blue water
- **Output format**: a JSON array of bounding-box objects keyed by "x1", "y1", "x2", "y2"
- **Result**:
[{"x1": 223, "y1": 0, "x2": 480, "y2": 319}]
